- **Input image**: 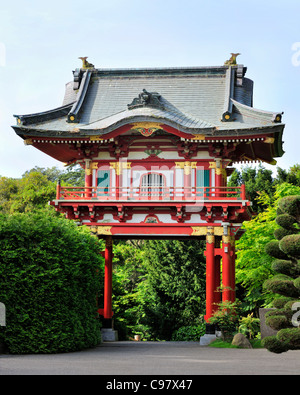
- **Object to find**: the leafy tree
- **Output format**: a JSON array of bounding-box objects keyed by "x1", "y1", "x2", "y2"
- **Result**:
[
  {"x1": 23, "y1": 164, "x2": 85, "y2": 186},
  {"x1": 262, "y1": 195, "x2": 300, "y2": 353},
  {"x1": 0, "y1": 177, "x2": 19, "y2": 213},
  {"x1": 0, "y1": 165, "x2": 85, "y2": 214},
  {"x1": 275, "y1": 164, "x2": 300, "y2": 187},
  {"x1": 0, "y1": 171, "x2": 56, "y2": 214},
  {"x1": 0, "y1": 209, "x2": 104, "y2": 353}
]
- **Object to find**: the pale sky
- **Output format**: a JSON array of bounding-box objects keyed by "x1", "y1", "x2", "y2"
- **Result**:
[{"x1": 0, "y1": 0, "x2": 299, "y2": 178}]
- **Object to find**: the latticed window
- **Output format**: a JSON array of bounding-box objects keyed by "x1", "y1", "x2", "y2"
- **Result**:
[{"x1": 140, "y1": 173, "x2": 165, "y2": 197}]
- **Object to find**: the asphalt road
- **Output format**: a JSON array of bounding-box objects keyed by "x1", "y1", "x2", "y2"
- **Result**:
[{"x1": 0, "y1": 341, "x2": 300, "y2": 376}]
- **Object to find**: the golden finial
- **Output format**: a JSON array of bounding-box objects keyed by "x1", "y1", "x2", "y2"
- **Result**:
[
  {"x1": 224, "y1": 53, "x2": 241, "y2": 66},
  {"x1": 78, "y1": 57, "x2": 95, "y2": 69}
]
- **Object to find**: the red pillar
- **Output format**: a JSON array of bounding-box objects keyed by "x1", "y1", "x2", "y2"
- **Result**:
[
  {"x1": 222, "y1": 234, "x2": 232, "y2": 303},
  {"x1": 204, "y1": 230, "x2": 216, "y2": 322},
  {"x1": 104, "y1": 236, "x2": 113, "y2": 320},
  {"x1": 85, "y1": 168, "x2": 93, "y2": 198},
  {"x1": 214, "y1": 252, "x2": 221, "y2": 306},
  {"x1": 231, "y1": 238, "x2": 236, "y2": 303}
]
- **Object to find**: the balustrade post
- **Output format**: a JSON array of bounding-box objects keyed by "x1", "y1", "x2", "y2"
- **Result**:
[
  {"x1": 56, "y1": 179, "x2": 61, "y2": 200},
  {"x1": 241, "y1": 184, "x2": 246, "y2": 200},
  {"x1": 184, "y1": 162, "x2": 192, "y2": 200},
  {"x1": 215, "y1": 169, "x2": 223, "y2": 198}
]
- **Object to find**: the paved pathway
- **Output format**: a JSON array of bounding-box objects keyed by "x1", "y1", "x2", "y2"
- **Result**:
[{"x1": 1, "y1": 341, "x2": 300, "y2": 375}]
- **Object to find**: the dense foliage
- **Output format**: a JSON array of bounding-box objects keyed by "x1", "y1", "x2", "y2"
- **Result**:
[
  {"x1": 0, "y1": 210, "x2": 104, "y2": 353},
  {"x1": 262, "y1": 195, "x2": 300, "y2": 353}
]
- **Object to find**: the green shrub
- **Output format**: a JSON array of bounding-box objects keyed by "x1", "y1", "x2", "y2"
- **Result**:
[
  {"x1": 271, "y1": 259, "x2": 300, "y2": 276},
  {"x1": 271, "y1": 297, "x2": 292, "y2": 309},
  {"x1": 209, "y1": 301, "x2": 241, "y2": 341},
  {"x1": 274, "y1": 228, "x2": 294, "y2": 240},
  {"x1": 171, "y1": 324, "x2": 206, "y2": 341},
  {"x1": 0, "y1": 210, "x2": 104, "y2": 354},
  {"x1": 276, "y1": 214, "x2": 297, "y2": 230},
  {"x1": 265, "y1": 240, "x2": 289, "y2": 260},
  {"x1": 277, "y1": 327, "x2": 300, "y2": 349},
  {"x1": 266, "y1": 314, "x2": 288, "y2": 331},
  {"x1": 238, "y1": 313, "x2": 260, "y2": 339},
  {"x1": 277, "y1": 195, "x2": 300, "y2": 218},
  {"x1": 262, "y1": 336, "x2": 289, "y2": 354},
  {"x1": 279, "y1": 234, "x2": 300, "y2": 258},
  {"x1": 264, "y1": 275, "x2": 299, "y2": 298}
]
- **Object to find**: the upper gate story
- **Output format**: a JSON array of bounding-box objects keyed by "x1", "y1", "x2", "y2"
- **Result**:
[{"x1": 12, "y1": 58, "x2": 285, "y2": 238}]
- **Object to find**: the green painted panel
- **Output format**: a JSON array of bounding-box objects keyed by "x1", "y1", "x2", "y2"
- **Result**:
[
  {"x1": 97, "y1": 170, "x2": 110, "y2": 195},
  {"x1": 196, "y1": 169, "x2": 210, "y2": 196}
]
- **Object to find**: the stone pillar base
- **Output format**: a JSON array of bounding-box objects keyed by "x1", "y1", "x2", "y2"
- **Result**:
[
  {"x1": 101, "y1": 328, "x2": 118, "y2": 342},
  {"x1": 199, "y1": 334, "x2": 217, "y2": 346}
]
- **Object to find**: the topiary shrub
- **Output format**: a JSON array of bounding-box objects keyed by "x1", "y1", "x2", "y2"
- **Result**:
[
  {"x1": 264, "y1": 240, "x2": 289, "y2": 260},
  {"x1": 262, "y1": 195, "x2": 300, "y2": 353},
  {"x1": 279, "y1": 234, "x2": 300, "y2": 258},
  {"x1": 0, "y1": 210, "x2": 104, "y2": 354}
]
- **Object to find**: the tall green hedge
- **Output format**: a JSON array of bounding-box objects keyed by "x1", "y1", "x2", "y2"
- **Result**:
[{"x1": 0, "y1": 210, "x2": 104, "y2": 353}]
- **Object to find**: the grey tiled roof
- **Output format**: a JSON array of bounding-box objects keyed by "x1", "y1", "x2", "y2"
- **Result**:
[{"x1": 13, "y1": 64, "x2": 284, "y2": 137}]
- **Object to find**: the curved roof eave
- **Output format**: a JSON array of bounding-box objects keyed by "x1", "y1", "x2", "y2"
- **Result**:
[
  {"x1": 77, "y1": 107, "x2": 215, "y2": 134},
  {"x1": 231, "y1": 98, "x2": 284, "y2": 125}
]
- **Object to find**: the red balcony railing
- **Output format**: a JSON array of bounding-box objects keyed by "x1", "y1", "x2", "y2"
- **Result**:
[{"x1": 56, "y1": 184, "x2": 246, "y2": 201}]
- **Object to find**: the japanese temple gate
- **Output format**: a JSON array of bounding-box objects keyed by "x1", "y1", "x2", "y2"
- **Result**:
[{"x1": 12, "y1": 56, "x2": 284, "y2": 335}]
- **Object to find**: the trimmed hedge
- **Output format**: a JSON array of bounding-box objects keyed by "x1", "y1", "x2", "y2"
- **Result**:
[{"x1": 0, "y1": 210, "x2": 104, "y2": 353}]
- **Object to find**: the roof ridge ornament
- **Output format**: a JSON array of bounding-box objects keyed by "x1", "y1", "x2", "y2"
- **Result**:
[
  {"x1": 78, "y1": 57, "x2": 95, "y2": 69},
  {"x1": 73, "y1": 57, "x2": 95, "y2": 90},
  {"x1": 224, "y1": 53, "x2": 241, "y2": 66},
  {"x1": 127, "y1": 89, "x2": 165, "y2": 110}
]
